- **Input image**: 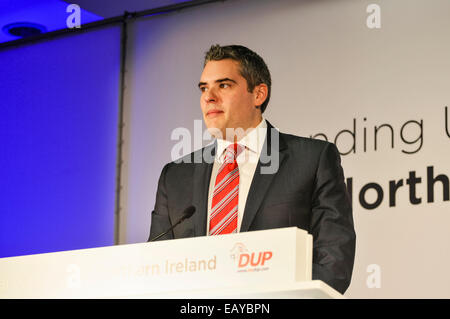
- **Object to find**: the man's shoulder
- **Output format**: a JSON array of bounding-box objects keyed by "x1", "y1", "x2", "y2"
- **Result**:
[
  {"x1": 266, "y1": 120, "x2": 333, "y2": 152},
  {"x1": 279, "y1": 130, "x2": 333, "y2": 153},
  {"x1": 162, "y1": 143, "x2": 214, "y2": 173}
]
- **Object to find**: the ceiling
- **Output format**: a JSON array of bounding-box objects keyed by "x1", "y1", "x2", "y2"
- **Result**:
[
  {"x1": 60, "y1": 0, "x2": 194, "y2": 19},
  {"x1": 0, "y1": 0, "x2": 194, "y2": 44}
]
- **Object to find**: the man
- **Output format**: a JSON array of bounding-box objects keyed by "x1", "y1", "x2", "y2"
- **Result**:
[{"x1": 150, "y1": 44, "x2": 356, "y2": 294}]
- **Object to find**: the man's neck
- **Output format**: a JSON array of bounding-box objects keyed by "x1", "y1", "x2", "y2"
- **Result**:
[{"x1": 220, "y1": 117, "x2": 264, "y2": 143}]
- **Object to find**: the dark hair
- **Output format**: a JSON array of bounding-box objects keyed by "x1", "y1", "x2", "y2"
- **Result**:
[{"x1": 203, "y1": 44, "x2": 271, "y2": 113}]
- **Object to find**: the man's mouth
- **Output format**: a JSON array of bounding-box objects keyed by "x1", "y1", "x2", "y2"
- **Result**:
[{"x1": 206, "y1": 109, "x2": 224, "y2": 117}]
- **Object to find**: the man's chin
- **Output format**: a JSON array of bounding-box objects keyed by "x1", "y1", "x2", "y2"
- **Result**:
[{"x1": 206, "y1": 126, "x2": 225, "y2": 140}]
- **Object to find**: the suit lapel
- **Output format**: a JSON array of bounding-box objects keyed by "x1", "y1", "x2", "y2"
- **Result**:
[
  {"x1": 240, "y1": 122, "x2": 288, "y2": 232},
  {"x1": 192, "y1": 142, "x2": 216, "y2": 237},
  {"x1": 190, "y1": 123, "x2": 288, "y2": 235}
]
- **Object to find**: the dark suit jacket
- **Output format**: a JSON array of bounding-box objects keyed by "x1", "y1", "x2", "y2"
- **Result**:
[{"x1": 150, "y1": 121, "x2": 356, "y2": 294}]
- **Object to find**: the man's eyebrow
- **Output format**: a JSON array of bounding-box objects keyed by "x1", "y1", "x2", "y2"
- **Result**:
[
  {"x1": 197, "y1": 78, "x2": 237, "y2": 88},
  {"x1": 216, "y1": 77, "x2": 237, "y2": 84}
]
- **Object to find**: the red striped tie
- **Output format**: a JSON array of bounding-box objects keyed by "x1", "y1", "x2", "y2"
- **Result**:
[{"x1": 209, "y1": 143, "x2": 243, "y2": 235}]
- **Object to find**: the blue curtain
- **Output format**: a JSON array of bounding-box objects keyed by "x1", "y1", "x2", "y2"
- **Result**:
[{"x1": 0, "y1": 26, "x2": 121, "y2": 257}]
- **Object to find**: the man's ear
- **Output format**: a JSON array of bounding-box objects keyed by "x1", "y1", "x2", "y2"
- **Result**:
[{"x1": 254, "y1": 83, "x2": 268, "y2": 109}]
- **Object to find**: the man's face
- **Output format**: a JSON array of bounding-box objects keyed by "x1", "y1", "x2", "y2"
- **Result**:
[{"x1": 199, "y1": 59, "x2": 262, "y2": 141}]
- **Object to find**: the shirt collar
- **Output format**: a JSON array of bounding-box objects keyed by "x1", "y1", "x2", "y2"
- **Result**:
[{"x1": 216, "y1": 118, "x2": 267, "y2": 161}]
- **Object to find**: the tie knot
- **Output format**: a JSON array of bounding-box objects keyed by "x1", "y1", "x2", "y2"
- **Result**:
[{"x1": 224, "y1": 143, "x2": 243, "y2": 162}]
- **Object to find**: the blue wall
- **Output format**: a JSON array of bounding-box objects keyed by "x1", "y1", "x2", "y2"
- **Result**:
[{"x1": 0, "y1": 26, "x2": 121, "y2": 258}]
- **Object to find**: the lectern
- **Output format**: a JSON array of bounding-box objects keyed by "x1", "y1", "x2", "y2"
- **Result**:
[{"x1": 0, "y1": 227, "x2": 343, "y2": 298}]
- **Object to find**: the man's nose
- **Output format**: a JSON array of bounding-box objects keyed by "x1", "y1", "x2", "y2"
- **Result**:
[{"x1": 204, "y1": 88, "x2": 218, "y2": 103}]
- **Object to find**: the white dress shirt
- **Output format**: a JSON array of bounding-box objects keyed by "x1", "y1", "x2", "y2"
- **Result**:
[{"x1": 206, "y1": 118, "x2": 268, "y2": 235}]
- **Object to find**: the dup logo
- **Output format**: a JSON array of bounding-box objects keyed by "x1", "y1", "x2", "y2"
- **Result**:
[{"x1": 230, "y1": 243, "x2": 273, "y2": 271}]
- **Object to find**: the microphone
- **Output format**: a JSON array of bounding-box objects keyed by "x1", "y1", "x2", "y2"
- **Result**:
[{"x1": 147, "y1": 206, "x2": 196, "y2": 242}]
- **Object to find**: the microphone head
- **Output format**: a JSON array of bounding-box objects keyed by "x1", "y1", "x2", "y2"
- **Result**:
[{"x1": 183, "y1": 206, "x2": 196, "y2": 219}]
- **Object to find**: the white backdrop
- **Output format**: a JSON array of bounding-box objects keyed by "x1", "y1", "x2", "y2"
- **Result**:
[{"x1": 120, "y1": 0, "x2": 450, "y2": 298}]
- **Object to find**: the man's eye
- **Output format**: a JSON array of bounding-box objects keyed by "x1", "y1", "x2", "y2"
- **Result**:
[
  {"x1": 200, "y1": 87, "x2": 207, "y2": 92},
  {"x1": 220, "y1": 83, "x2": 230, "y2": 88}
]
